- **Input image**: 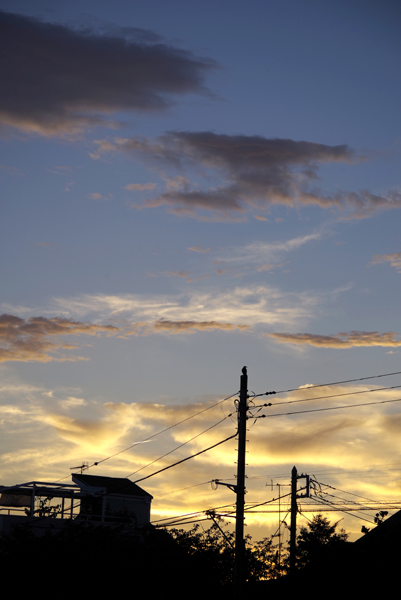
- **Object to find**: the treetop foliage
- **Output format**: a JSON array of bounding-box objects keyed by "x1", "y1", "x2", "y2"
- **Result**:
[{"x1": 294, "y1": 513, "x2": 348, "y2": 570}]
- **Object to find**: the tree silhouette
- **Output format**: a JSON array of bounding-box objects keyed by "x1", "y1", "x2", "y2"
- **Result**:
[{"x1": 294, "y1": 513, "x2": 348, "y2": 570}]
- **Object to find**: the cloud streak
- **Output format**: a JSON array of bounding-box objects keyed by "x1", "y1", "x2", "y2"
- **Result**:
[
  {"x1": 125, "y1": 320, "x2": 250, "y2": 336},
  {"x1": 124, "y1": 183, "x2": 157, "y2": 191},
  {"x1": 215, "y1": 232, "x2": 322, "y2": 267},
  {"x1": 188, "y1": 245, "x2": 210, "y2": 253},
  {"x1": 269, "y1": 331, "x2": 401, "y2": 348},
  {"x1": 51, "y1": 285, "x2": 319, "y2": 328},
  {"x1": 371, "y1": 251, "x2": 401, "y2": 272},
  {"x1": 0, "y1": 12, "x2": 215, "y2": 136},
  {"x1": 0, "y1": 314, "x2": 119, "y2": 362}
]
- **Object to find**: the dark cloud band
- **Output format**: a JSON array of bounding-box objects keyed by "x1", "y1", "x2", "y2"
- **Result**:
[
  {"x1": 0, "y1": 12, "x2": 215, "y2": 135},
  {"x1": 105, "y1": 131, "x2": 401, "y2": 219}
]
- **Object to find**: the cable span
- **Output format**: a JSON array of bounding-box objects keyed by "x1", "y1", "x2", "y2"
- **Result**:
[
  {"x1": 154, "y1": 480, "x2": 213, "y2": 499},
  {"x1": 127, "y1": 416, "x2": 230, "y2": 478},
  {"x1": 257, "y1": 396, "x2": 401, "y2": 419},
  {"x1": 133, "y1": 430, "x2": 238, "y2": 484},
  {"x1": 255, "y1": 384, "x2": 401, "y2": 409},
  {"x1": 271, "y1": 370, "x2": 401, "y2": 396},
  {"x1": 88, "y1": 391, "x2": 239, "y2": 470}
]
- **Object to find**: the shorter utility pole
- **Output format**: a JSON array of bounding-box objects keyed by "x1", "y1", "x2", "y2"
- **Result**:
[
  {"x1": 289, "y1": 466, "x2": 310, "y2": 574},
  {"x1": 289, "y1": 466, "x2": 298, "y2": 574}
]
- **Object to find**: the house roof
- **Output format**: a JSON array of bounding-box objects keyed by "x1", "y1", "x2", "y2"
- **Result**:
[
  {"x1": 72, "y1": 474, "x2": 153, "y2": 499},
  {"x1": 354, "y1": 509, "x2": 401, "y2": 548}
]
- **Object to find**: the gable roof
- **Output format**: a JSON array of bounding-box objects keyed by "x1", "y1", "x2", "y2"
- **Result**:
[{"x1": 72, "y1": 474, "x2": 153, "y2": 499}]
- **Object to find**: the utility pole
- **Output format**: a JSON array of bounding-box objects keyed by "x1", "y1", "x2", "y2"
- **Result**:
[
  {"x1": 276, "y1": 483, "x2": 283, "y2": 573},
  {"x1": 289, "y1": 465, "x2": 298, "y2": 574},
  {"x1": 234, "y1": 366, "x2": 248, "y2": 593},
  {"x1": 289, "y1": 466, "x2": 310, "y2": 574}
]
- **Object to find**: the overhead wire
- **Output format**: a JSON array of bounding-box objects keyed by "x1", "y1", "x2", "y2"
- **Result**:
[
  {"x1": 92, "y1": 391, "x2": 239, "y2": 470},
  {"x1": 255, "y1": 396, "x2": 401, "y2": 419},
  {"x1": 151, "y1": 501, "x2": 237, "y2": 527},
  {"x1": 127, "y1": 415, "x2": 231, "y2": 478},
  {"x1": 262, "y1": 461, "x2": 401, "y2": 482},
  {"x1": 53, "y1": 391, "x2": 238, "y2": 484},
  {"x1": 267, "y1": 369, "x2": 401, "y2": 396},
  {"x1": 132, "y1": 430, "x2": 238, "y2": 485},
  {"x1": 154, "y1": 480, "x2": 213, "y2": 499},
  {"x1": 317, "y1": 481, "x2": 380, "y2": 504},
  {"x1": 254, "y1": 384, "x2": 401, "y2": 409},
  {"x1": 311, "y1": 495, "x2": 375, "y2": 525}
]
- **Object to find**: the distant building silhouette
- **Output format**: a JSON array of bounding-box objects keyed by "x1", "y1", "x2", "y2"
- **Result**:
[{"x1": 0, "y1": 473, "x2": 152, "y2": 536}]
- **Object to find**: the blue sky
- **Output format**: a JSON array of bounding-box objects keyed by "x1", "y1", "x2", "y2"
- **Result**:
[{"x1": 1, "y1": 0, "x2": 401, "y2": 541}]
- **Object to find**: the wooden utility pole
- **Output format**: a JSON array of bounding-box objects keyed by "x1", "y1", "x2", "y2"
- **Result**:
[
  {"x1": 290, "y1": 465, "x2": 298, "y2": 574},
  {"x1": 289, "y1": 466, "x2": 310, "y2": 574},
  {"x1": 234, "y1": 366, "x2": 248, "y2": 592}
]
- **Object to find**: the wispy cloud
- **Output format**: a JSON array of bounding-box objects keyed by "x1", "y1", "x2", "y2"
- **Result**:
[
  {"x1": 0, "y1": 12, "x2": 216, "y2": 136},
  {"x1": 52, "y1": 285, "x2": 320, "y2": 328},
  {"x1": 148, "y1": 270, "x2": 193, "y2": 282},
  {"x1": 124, "y1": 320, "x2": 250, "y2": 336},
  {"x1": 0, "y1": 314, "x2": 119, "y2": 363},
  {"x1": 268, "y1": 331, "x2": 401, "y2": 348},
  {"x1": 188, "y1": 245, "x2": 210, "y2": 253},
  {"x1": 371, "y1": 251, "x2": 401, "y2": 272},
  {"x1": 36, "y1": 242, "x2": 54, "y2": 248},
  {"x1": 124, "y1": 183, "x2": 157, "y2": 191},
  {"x1": 215, "y1": 232, "x2": 322, "y2": 267}
]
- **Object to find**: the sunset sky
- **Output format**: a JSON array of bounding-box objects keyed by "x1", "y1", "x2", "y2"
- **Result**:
[{"x1": 1, "y1": 0, "x2": 401, "y2": 543}]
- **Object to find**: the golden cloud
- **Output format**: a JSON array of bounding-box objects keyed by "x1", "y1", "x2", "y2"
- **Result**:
[
  {"x1": 268, "y1": 331, "x2": 401, "y2": 348},
  {"x1": 0, "y1": 314, "x2": 119, "y2": 362},
  {"x1": 124, "y1": 320, "x2": 250, "y2": 336},
  {"x1": 53, "y1": 285, "x2": 318, "y2": 328},
  {"x1": 2, "y1": 383, "x2": 401, "y2": 538}
]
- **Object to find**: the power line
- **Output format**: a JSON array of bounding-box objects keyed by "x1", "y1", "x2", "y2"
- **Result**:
[
  {"x1": 54, "y1": 392, "x2": 238, "y2": 484},
  {"x1": 257, "y1": 384, "x2": 401, "y2": 409},
  {"x1": 92, "y1": 391, "x2": 238, "y2": 470},
  {"x1": 317, "y1": 481, "x2": 379, "y2": 504},
  {"x1": 269, "y1": 370, "x2": 401, "y2": 396},
  {"x1": 263, "y1": 461, "x2": 401, "y2": 482},
  {"x1": 311, "y1": 495, "x2": 376, "y2": 525},
  {"x1": 257, "y1": 396, "x2": 401, "y2": 419},
  {"x1": 151, "y1": 501, "x2": 237, "y2": 526},
  {"x1": 132, "y1": 430, "x2": 238, "y2": 485},
  {"x1": 126, "y1": 415, "x2": 230, "y2": 478},
  {"x1": 154, "y1": 480, "x2": 213, "y2": 499}
]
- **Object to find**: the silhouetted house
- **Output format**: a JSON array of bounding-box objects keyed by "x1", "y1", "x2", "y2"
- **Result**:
[
  {"x1": 0, "y1": 473, "x2": 152, "y2": 536},
  {"x1": 352, "y1": 508, "x2": 401, "y2": 578},
  {"x1": 353, "y1": 508, "x2": 401, "y2": 552},
  {"x1": 72, "y1": 473, "x2": 152, "y2": 525}
]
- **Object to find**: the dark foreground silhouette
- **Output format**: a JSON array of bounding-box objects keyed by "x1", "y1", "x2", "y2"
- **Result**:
[{"x1": 1, "y1": 514, "x2": 399, "y2": 599}]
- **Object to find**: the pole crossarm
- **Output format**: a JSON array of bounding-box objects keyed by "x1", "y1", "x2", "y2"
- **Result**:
[{"x1": 211, "y1": 479, "x2": 238, "y2": 493}]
